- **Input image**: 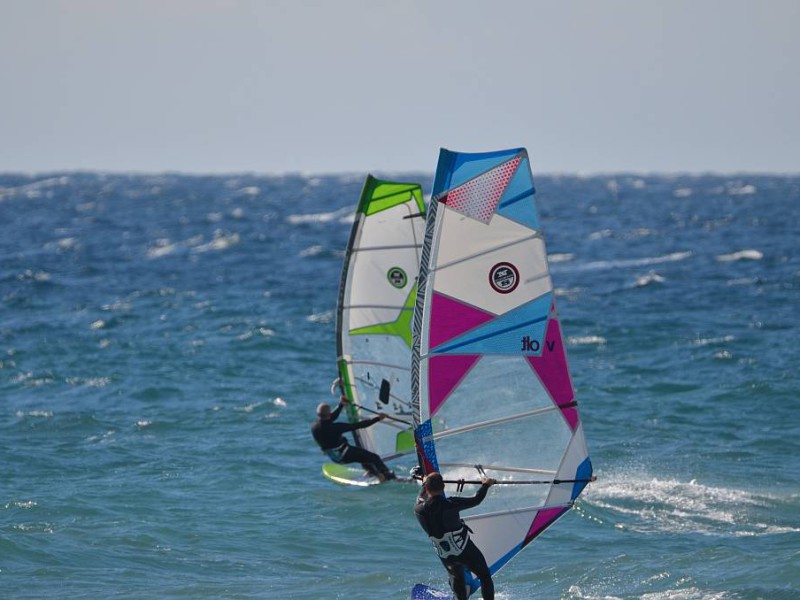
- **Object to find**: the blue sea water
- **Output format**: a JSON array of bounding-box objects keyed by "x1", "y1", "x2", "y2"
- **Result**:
[{"x1": 1, "y1": 171, "x2": 799, "y2": 599}]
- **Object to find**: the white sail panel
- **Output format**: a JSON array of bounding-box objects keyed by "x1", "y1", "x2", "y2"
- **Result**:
[{"x1": 338, "y1": 175, "x2": 426, "y2": 460}]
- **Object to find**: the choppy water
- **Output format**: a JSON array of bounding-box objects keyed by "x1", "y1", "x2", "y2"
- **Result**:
[{"x1": 1, "y1": 172, "x2": 799, "y2": 599}]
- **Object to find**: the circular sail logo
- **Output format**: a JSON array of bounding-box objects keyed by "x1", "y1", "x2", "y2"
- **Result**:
[
  {"x1": 387, "y1": 267, "x2": 407, "y2": 288},
  {"x1": 489, "y1": 262, "x2": 519, "y2": 294}
]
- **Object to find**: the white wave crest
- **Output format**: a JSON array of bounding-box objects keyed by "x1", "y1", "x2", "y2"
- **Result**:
[
  {"x1": 287, "y1": 207, "x2": 350, "y2": 225},
  {"x1": 634, "y1": 271, "x2": 666, "y2": 287},
  {"x1": 726, "y1": 277, "x2": 759, "y2": 286},
  {"x1": 588, "y1": 229, "x2": 614, "y2": 240},
  {"x1": 727, "y1": 183, "x2": 757, "y2": 196},
  {"x1": 568, "y1": 335, "x2": 607, "y2": 346},
  {"x1": 307, "y1": 310, "x2": 334, "y2": 324},
  {"x1": 147, "y1": 239, "x2": 179, "y2": 259},
  {"x1": 716, "y1": 249, "x2": 763, "y2": 262},
  {"x1": 690, "y1": 335, "x2": 735, "y2": 347},
  {"x1": 192, "y1": 231, "x2": 240, "y2": 253},
  {"x1": 299, "y1": 245, "x2": 324, "y2": 257},
  {"x1": 584, "y1": 472, "x2": 799, "y2": 537},
  {"x1": 567, "y1": 584, "x2": 733, "y2": 600},
  {"x1": 560, "y1": 251, "x2": 692, "y2": 274},
  {"x1": 15, "y1": 410, "x2": 53, "y2": 418}
]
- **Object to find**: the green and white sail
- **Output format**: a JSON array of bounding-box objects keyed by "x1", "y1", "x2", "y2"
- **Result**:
[{"x1": 337, "y1": 175, "x2": 426, "y2": 462}]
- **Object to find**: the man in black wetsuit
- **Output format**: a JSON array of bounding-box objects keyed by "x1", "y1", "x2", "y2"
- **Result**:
[
  {"x1": 414, "y1": 472, "x2": 496, "y2": 600},
  {"x1": 311, "y1": 396, "x2": 396, "y2": 481}
]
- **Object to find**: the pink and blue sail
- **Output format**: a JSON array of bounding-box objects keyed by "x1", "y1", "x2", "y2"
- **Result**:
[{"x1": 411, "y1": 148, "x2": 594, "y2": 597}]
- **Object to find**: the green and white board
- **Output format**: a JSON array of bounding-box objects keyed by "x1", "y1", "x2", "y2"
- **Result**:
[
  {"x1": 321, "y1": 462, "x2": 383, "y2": 487},
  {"x1": 321, "y1": 462, "x2": 414, "y2": 486}
]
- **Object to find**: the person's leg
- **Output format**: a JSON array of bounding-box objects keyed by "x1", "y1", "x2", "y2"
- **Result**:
[
  {"x1": 340, "y1": 446, "x2": 393, "y2": 478},
  {"x1": 460, "y1": 542, "x2": 494, "y2": 600},
  {"x1": 443, "y1": 560, "x2": 469, "y2": 600}
]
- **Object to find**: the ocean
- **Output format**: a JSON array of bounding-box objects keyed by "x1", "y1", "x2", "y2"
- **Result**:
[{"x1": 1, "y1": 171, "x2": 798, "y2": 599}]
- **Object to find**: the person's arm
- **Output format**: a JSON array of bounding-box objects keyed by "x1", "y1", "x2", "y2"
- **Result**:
[
  {"x1": 353, "y1": 415, "x2": 382, "y2": 430},
  {"x1": 329, "y1": 415, "x2": 381, "y2": 435},
  {"x1": 414, "y1": 492, "x2": 432, "y2": 535},
  {"x1": 329, "y1": 400, "x2": 345, "y2": 421},
  {"x1": 342, "y1": 407, "x2": 387, "y2": 431},
  {"x1": 449, "y1": 479, "x2": 496, "y2": 511}
]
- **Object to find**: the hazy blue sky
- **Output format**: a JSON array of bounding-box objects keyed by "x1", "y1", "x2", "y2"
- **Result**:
[{"x1": 2, "y1": 1, "x2": 798, "y2": 175}]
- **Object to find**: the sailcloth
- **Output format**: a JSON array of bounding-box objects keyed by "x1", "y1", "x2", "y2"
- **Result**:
[
  {"x1": 412, "y1": 149, "x2": 593, "y2": 588},
  {"x1": 337, "y1": 175, "x2": 426, "y2": 461}
]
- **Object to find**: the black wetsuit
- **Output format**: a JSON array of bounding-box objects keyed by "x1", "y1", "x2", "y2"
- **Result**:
[
  {"x1": 414, "y1": 484, "x2": 494, "y2": 600},
  {"x1": 310, "y1": 403, "x2": 393, "y2": 479}
]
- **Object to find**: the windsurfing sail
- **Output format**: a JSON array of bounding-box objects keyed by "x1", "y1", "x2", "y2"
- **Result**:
[
  {"x1": 412, "y1": 148, "x2": 593, "y2": 591},
  {"x1": 336, "y1": 175, "x2": 427, "y2": 465}
]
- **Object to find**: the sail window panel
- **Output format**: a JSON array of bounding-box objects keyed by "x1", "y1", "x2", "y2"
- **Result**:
[
  {"x1": 346, "y1": 338, "x2": 412, "y2": 408},
  {"x1": 428, "y1": 355, "x2": 573, "y2": 517},
  {"x1": 465, "y1": 508, "x2": 540, "y2": 573},
  {"x1": 430, "y1": 355, "x2": 553, "y2": 430},
  {"x1": 433, "y1": 411, "x2": 572, "y2": 515}
]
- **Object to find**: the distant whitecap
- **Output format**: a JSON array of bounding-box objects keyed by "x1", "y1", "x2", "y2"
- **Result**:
[
  {"x1": 192, "y1": 231, "x2": 240, "y2": 253},
  {"x1": 299, "y1": 245, "x2": 324, "y2": 257},
  {"x1": 307, "y1": 310, "x2": 334, "y2": 324},
  {"x1": 287, "y1": 206, "x2": 351, "y2": 225},
  {"x1": 717, "y1": 249, "x2": 763, "y2": 262},
  {"x1": 146, "y1": 239, "x2": 178, "y2": 259},
  {"x1": 726, "y1": 277, "x2": 760, "y2": 286},
  {"x1": 635, "y1": 272, "x2": 665, "y2": 287},
  {"x1": 563, "y1": 251, "x2": 693, "y2": 273},
  {"x1": 56, "y1": 237, "x2": 78, "y2": 250},
  {"x1": 588, "y1": 229, "x2": 613, "y2": 240},
  {"x1": 691, "y1": 335, "x2": 735, "y2": 347},
  {"x1": 15, "y1": 410, "x2": 53, "y2": 418},
  {"x1": 727, "y1": 183, "x2": 757, "y2": 196},
  {"x1": 568, "y1": 335, "x2": 607, "y2": 346}
]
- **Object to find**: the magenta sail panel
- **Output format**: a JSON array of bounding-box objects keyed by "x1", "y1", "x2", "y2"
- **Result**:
[
  {"x1": 428, "y1": 292, "x2": 496, "y2": 350},
  {"x1": 525, "y1": 506, "x2": 569, "y2": 543},
  {"x1": 427, "y1": 354, "x2": 481, "y2": 416},
  {"x1": 525, "y1": 317, "x2": 579, "y2": 431}
]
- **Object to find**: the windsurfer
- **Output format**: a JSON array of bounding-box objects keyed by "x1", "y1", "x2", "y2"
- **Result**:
[
  {"x1": 311, "y1": 396, "x2": 396, "y2": 481},
  {"x1": 414, "y1": 472, "x2": 496, "y2": 599}
]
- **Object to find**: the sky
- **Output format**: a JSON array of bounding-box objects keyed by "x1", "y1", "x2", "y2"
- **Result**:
[{"x1": 1, "y1": 0, "x2": 799, "y2": 176}]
